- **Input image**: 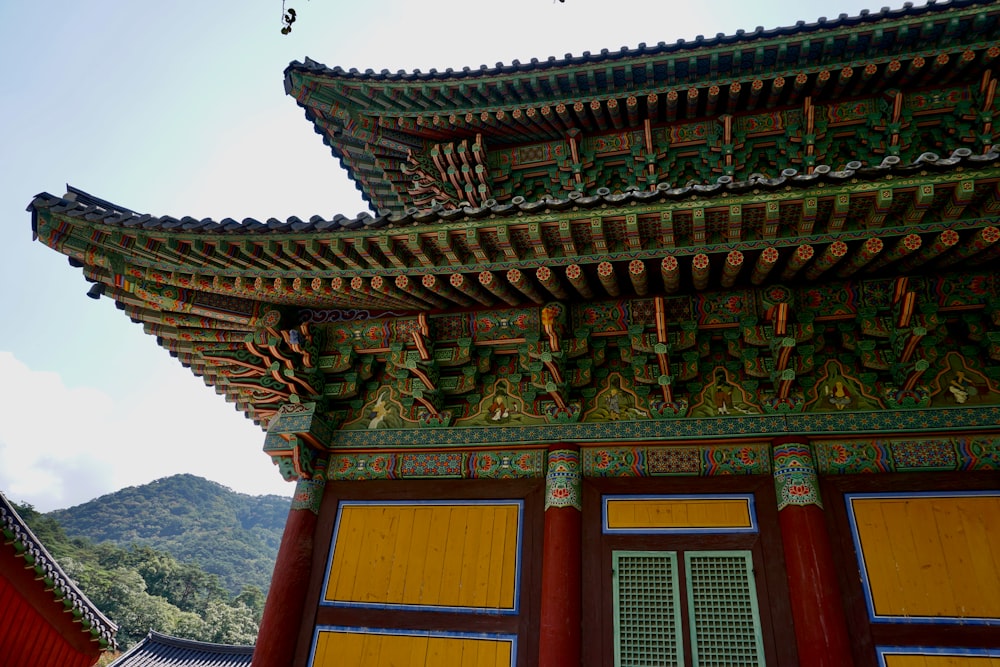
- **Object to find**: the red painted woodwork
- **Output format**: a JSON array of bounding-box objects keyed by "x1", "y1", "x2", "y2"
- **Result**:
[
  {"x1": 0, "y1": 574, "x2": 99, "y2": 667},
  {"x1": 582, "y1": 475, "x2": 798, "y2": 666},
  {"x1": 537, "y1": 505, "x2": 582, "y2": 667},
  {"x1": 778, "y1": 502, "x2": 854, "y2": 667},
  {"x1": 294, "y1": 478, "x2": 544, "y2": 667},
  {"x1": 255, "y1": 504, "x2": 319, "y2": 667}
]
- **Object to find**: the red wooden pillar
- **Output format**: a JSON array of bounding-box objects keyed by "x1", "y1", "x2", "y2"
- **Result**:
[
  {"x1": 537, "y1": 446, "x2": 582, "y2": 667},
  {"x1": 253, "y1": 478, "x2": 324, "y2": 667},
  {"x1": 772, "y1": 436, "x2": 854, "y2": 667}
]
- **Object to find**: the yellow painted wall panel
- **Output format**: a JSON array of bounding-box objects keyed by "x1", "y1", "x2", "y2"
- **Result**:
[
  {"x1": 326, "y1": 503, "x2": 520, "y2": 610},
  {"x1": 852, "y1": 495, "x2": 1000, "y2": 619},
  {"x1": 499, "y1": 511, "x2": 519, "y2": 608},
  {"x1": 884, "y1": 654, "x2": 1000, "y2": 667},
  {"x1": 400, "y1": 507, "x2": 433, "y2": 606},
  {"x1": 439, "y1": 505, "x2": 470, "y2": 607},
  {"x1": 311, "y1": 631, "x2": 513, "y2": 667},
  {"x1": 606, "y1": 497, "x2": 753, "y2": 530},
  {"x1": 328, "y1": 506, "x2": 365, "y2": 602},
  {"x1": 485, "y1": 506, "x2": 511, "y2": 610}
]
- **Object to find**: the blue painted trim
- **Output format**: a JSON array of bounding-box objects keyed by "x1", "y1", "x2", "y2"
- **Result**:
[
  {"x1": 320, "y1": 499, "x2": 524, "y2": 616},
  {"x1": 876, "y1": 645, "x2": 1000, "y2": 666},
  {"x1": 602, "y1": 494, "x2": 758, "y2": 534},
  {"x1": 309, "y1": 625, "x2": 518, "y2": 667},
  {"x1": 846, "y1": 491, "x2": 1000, "y2": 626}
]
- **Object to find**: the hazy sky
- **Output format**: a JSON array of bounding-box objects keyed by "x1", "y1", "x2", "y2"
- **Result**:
[{"x1": 1, "y1": 0, "x2": 889, "y2": 511}]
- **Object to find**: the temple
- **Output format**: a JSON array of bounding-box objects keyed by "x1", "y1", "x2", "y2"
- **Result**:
[
  {"x1": 1, "y1": 492, "x2": 117, "y2": 667},
  {"x1": 28, "y1": 0, "x2": 1000, "y2": 665}
]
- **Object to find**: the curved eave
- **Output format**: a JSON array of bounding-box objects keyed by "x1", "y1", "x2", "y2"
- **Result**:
[
  {"x1": 0, "y1": 492, "x2": 118, "y2": 650},
  {"x1": 29, "y1": 146, "x2": 1000, "y2": 429},
  {"x1": 285, "y1": 0, "x2": 1000, "y2": 214},
  {"x1": 284, "y1": 0, "x2": 994, "y2": 85},
  {"x1": 109, "y1": 630, "x2": 252, "y2": 667},
  {"x1": 28, "y1": 145, "x2": 1000, "y2": 235}
]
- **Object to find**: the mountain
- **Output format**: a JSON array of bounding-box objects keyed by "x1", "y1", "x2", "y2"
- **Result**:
[{"x1": 51, "y1": 474, "x2": 289, "y2": 596}]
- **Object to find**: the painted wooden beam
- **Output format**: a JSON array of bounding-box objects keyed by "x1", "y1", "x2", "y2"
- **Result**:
[
  {"x1": 781, "y1": 244, "x2": 814, "y2": 280},
  {"x1": 479, "y1": 270, "x2": 520, "y2": 305},
  {"x1": 836, "y1": 237, "x2": 884, "y2": 278},
  {"x1": 866, "y1": 233, "x2": 923, "y2": 272},
  {"x1": 804, "y1": 241, "x2": 848, "y2": 280},
  {"x1": 536, "y1": 266, "x2": 569, "y2": 300},
  {"x1": 751, "y1": 246, "x2": 780, "y2": 285},
  {"x1": 449, "y1": 273, "x2": 493, "y2": 306},
  {"x1": 565, "y1": 264, "x2": 594, "y2": 299}
]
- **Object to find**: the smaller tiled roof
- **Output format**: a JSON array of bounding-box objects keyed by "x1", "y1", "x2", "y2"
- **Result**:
[
  {"x1": 109, "y1": 631, "x2": 253, "y2": 667},
  {"x1": 0, "y1": 490, "x2": 117, "y2": 649},
  {"x1": 27, "y1": 145, "x2": 1000, "y2": 234}
]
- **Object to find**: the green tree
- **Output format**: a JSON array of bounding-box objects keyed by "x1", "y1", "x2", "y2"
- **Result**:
[{"x1": 202, "y1": 600, "x2": 259, "y2": 645}]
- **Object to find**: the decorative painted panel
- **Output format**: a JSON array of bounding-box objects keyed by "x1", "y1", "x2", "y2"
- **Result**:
[
  {"x1": 847, "y1": 492, "x2": 1000, "y2": 625},
  {"x1": 330, "y1": 407, "x2": 1000, "y2": 449},
  {"x1": 584, "y1": 445, "x2": 770, "y2": 477},
  {"x1": 603, "y1": 495, "x2": 756, "y2": 533},
  {"x1": 322, "y1": 501, "x2": 522, "y2": 614},
  {"x1": 814, "y1": 436, "x2": 1000, "y2": 475},
  {"x1": 310, "y1": 627, "x2": 516, "y2": 667},
  {"x1": 326, "y1": 450, "x2": 546, "y2": 481}
]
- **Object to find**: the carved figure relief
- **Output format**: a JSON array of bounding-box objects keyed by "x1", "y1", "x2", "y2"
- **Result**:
[
  {"x1": 583, "y1": 374, "x2": 650, "y2": 422},
  {"x1": 688, "y1": 367, "x2": 762, "y2": 417},
  {"x1": 929, "y1": 352, "x2": 1000, "y2": 406},
  {"x1": 805, "y1": 359, "x2": 885, "y2": 413}
]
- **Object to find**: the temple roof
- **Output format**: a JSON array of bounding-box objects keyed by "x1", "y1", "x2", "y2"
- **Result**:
[
  {"x1": 28, "y1": 147, "x2": 1000, "y2": 236},
  {"x1": 28, "y1": 0, "x2": 1000, "y2": 429},
  {"x1": 285, "y1": 0, "x2": 1000, "y2": 214},
  {"x1": 0, "y1": 491, "x2": 118, "y2": 651},
  {"x1": 108, "y1": 631, "x2": 253, "y2": 667},
  {"x1": 288, "y1": 0, "x2": 990, "y2": 83}
]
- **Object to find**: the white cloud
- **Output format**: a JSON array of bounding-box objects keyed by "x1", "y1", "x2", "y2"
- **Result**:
[{"x1": 0, "y1": 351, "x2": 291, "y2": 512}]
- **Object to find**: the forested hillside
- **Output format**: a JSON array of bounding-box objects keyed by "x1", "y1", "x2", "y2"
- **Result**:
[
  {"x1": 14, "y1": 500, "x2": 264, "y2": 650},
  {"x1": 51, "y1": 474, "x2": 288, "y2": 596}
]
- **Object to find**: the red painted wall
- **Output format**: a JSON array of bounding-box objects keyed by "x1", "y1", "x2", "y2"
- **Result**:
[{"x1": 0, "y1": 561, "x2": 101, "y2": 667}]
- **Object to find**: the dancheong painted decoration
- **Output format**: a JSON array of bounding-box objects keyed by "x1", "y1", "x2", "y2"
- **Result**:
[{"x1": 29, "y1": 1, "x2": 1000, "y2": 666}]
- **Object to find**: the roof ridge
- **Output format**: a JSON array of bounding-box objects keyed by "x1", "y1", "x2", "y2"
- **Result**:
[
  {"x1": 285, "y1": 0, "x2": 986, "y2": 82},
  {"x1": 146, "y1": 630, "x2": 255, "y2": 654},
  {"x1": 0, "y1": 491, "x2": 118, "y2": 648},
  {"x1": 27, "y1": 145, "x2": 1000, "y2": 235}
]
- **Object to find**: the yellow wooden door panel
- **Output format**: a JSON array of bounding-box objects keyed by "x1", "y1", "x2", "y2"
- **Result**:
[
  {"x1": 419, "y1": 505, "x2": 452, "y2": 605},
  {"x1": 485, "y1": 505, "x2": 511, "y2": 610},
  {"x1": 312, "y1": 631, "x2": 513, "y2": 667},
  {"x1": 498, "y1": 509, "x2": 519, "y2": 608},
  {"x1": 439, "y1": 505, "x2": 470, "y2": 607},
  {"x1": 400, "y1": 506, "x2": 434, "y2": 606},
  {"x1": 325, "y1": 502, "x2": 521, "y2": 611},
  {"x1": 851, "y1": 494, "x2": 1000, "y2": 620},
  {"x1": 329, "y1": 506, "x2": 366, "y2": 602},
  {"x1": 385, "y1": 505, "x2": 417, "y2": 603},
  {"x1": 605, "y1": 496, "x2": 753, "y2": 531},
  {"x1": 883, "y1": 654, "x2": 1000, "y2": 667}
]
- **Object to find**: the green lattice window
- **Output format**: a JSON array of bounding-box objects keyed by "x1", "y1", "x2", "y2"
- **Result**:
[
  {"x1": 612, "y1": 550, "x2": 766, "y2": 667},
  {"x1": 613, "y1": 551, "x2": 684, "y2": 667},
  {"x1": 685, "y1": 551, "x2": 765, "y2": 667}
]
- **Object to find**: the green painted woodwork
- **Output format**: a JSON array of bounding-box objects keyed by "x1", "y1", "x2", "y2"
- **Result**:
[
  {"x1": 612, "y1": 550, "x2": 684, "y2": 667},
  {"x1": 610, "y1": 550, "x2": 765, "y2": 667},
  {"x1": 684, "y1": 551, "x2": 766, "y2": 667},
  {"x1": 28, "y1": 1, "x2": 1000, "y2": 468},
  {"x1": 287, "y1": 2, "x2": 1000, "y2": 214}
]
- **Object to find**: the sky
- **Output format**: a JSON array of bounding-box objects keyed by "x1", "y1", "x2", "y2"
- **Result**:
[{"x1": 0, "y1": 0, "x2": 892, "y2": 511}]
